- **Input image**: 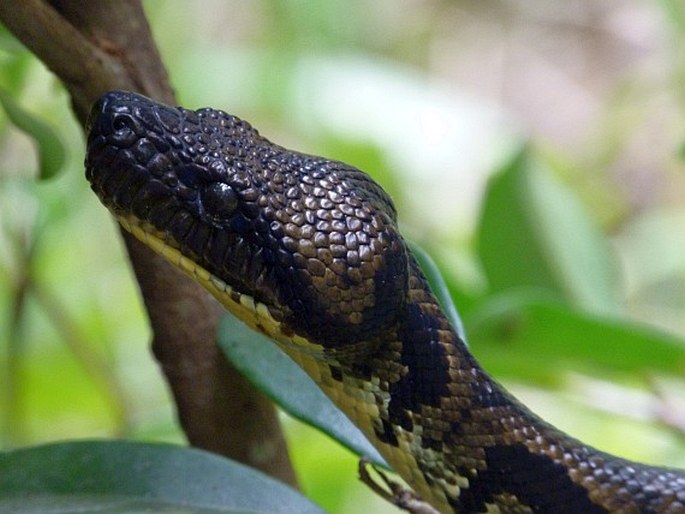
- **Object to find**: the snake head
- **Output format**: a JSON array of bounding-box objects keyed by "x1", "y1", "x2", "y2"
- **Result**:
[{"x1": 85, "y1": 91, "x2": 408, "y2": 349}]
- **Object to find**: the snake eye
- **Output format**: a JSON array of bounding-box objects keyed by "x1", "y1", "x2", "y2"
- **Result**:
[{"x1": 200, "y1": 182, "x2": 238, "y2": 222}]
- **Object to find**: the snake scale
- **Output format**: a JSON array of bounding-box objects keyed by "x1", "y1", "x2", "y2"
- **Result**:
[{"x1": 85, "y1": 91, "x2": 685, "y2": 513}]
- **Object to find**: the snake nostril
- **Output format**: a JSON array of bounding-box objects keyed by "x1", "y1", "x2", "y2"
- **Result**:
[
  {"x1": 112, "y1": 113, "x2": 132, "y2": 132},
  {"x1": 107, "y1": 113, "x2": 140, "y2": 148}
]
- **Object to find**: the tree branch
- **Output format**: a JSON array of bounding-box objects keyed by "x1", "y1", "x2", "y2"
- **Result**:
[{"x1": 0, "y1": 0, "x2": 297, "y2": 487}]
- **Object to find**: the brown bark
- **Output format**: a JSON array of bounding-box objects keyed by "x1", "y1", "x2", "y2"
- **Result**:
[{"x1": 0, "y1": 0, "x2": 297, "y2": 487}]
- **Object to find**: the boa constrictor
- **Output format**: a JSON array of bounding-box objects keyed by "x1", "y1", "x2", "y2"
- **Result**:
[{"x1": 85, "y1": 91, "x2": 685, "y2": 514}]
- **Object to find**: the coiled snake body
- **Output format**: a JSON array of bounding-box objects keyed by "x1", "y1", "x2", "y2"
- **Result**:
[{"x1": 85, "y1": 91, "x2": 685, "y2": 513}]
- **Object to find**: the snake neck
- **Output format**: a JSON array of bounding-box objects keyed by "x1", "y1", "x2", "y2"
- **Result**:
[{"x1": 292, "y1": 258, "x2": 685, "y2": 514}]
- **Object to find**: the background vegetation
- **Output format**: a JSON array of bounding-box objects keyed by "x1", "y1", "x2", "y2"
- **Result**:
[{"x1": 1, "y1": 1, "x2": 685, "y2": 512}]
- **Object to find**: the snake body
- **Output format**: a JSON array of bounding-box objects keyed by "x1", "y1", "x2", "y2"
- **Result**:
[{"x1": 85, "y1": 91, "x2": 685, "y2": 513}]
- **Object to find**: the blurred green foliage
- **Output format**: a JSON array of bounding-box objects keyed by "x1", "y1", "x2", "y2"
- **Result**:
[
  {"x1": 2, "y1": 2, "x2": 685, "y2": 513},
  {"x1": 0, "y1": 440, "x2": 325, "y2": 513}
]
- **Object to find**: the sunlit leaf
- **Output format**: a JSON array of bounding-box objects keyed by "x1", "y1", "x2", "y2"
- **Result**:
[
  {"x1": 469, "y1": 290, "x2": 685, "y2": 384},
  {"x1": 477, "y1": 147, "x2": 618, "y2": 314},
  {"x1": 0, "y1": 440, "x2": 324, "y2": 514},
  {"x1": 218, "y1": 314, "x2": 388, "y2": 468},
  {"x1": 0, "y1": 88, "x2": 66, "y2": 180}
]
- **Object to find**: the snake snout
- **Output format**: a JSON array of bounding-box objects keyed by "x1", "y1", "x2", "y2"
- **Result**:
[
  {"x1": 85, "y1": 91, "x2": 263, "y2": 300},
  {"x1": 85, "y1": 91, "x2": 201, "y2": 247},
  {"x1": 87, "y1": 91, "x2": 164, "y2": 147}
]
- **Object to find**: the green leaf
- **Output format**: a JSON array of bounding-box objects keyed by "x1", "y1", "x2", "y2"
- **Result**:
[
  {"x1": 0, "y1": 88, "x2": 66, "y2": 180},
  {"x1": 477, "y1": 147, "x2": 618, "y2": 314},
  {"x1": 409, "y1": 241, "x2": 467, "y2": 342},
  {"x1": 218, "y1": 314, "x2": 388, "y2": 468},
  {"x1": 469, "y1": 291, "x2": 685, "y2": 384},
  {"x1": 0, "y1": 440, "x2": 324, "y2": 514}
]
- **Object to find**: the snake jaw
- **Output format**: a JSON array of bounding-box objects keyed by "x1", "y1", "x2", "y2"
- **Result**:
[{"x1": 113, "y1": 211, "x2": 314, "y2": 356}]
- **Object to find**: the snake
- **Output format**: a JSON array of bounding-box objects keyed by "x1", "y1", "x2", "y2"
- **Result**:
[{"x1": 84, "y1": 90, "x2": 685, "y2": 514}]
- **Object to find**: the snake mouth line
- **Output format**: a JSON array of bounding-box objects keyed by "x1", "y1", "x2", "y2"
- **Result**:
[
  {"x1": 116, "y1": 212, "x2": 328, "y2": 359},
  {"x1": 118, "y1": 212, "x2": 272, "y2": 325}
]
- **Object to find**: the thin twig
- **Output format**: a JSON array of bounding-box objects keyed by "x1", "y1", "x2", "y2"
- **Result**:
[
  {"x1": 0, "y1": 0, "x2": 118, "y2": 118},
  {"x1": 359, "y1": 458, "x2": 440, "y2": 514}
]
